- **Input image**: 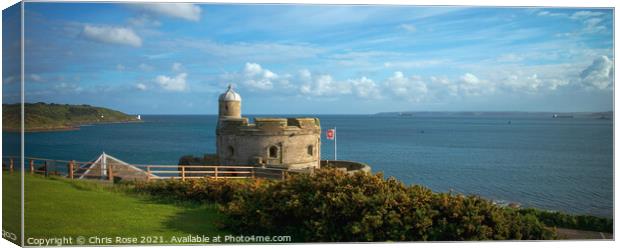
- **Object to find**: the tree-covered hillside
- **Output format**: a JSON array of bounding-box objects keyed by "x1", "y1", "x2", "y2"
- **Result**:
[{"x1": 2, "y1": 102, "x2": 140, "y2": 131}]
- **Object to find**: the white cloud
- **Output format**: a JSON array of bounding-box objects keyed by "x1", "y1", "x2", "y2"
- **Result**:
[
  {"x1": 221, "y1": 65, "x2": 491, "y2": 101},
  {"x1": 580, "y1": 56, "x2": 614, "y2": 90},
  {"x1": 583, "y1": 17, "x2": 606, "y2": 33},
  {"x1": 29, "y1": 74, "x2": 43, "y2": 82},
  {"x1": 240, "y1": 63, "x2": 279, "y2": 91},
  {"x1": 384, "y1": 71, "x2": 428, "y2": 102},
  {"x1": 156, "y1": 73, "x2": 188, "y2": 92},
  {"x1": 584, "y1": 17, "x2": 603, "y2": 26},
  {"x1": 429, "y1": 76, "x2": 458, "y2": 97},
  {"x1": 172, "y1": 62, "x2": 183, "y2": 72},
  {"x1": 570, "y1": 11, "x2": 604, "y2": 20},
  {"x1": 116, "y1": 64, "x2": 126, "y2": 71},
  {"x1": 399, "y1": 23, "x2": 416, "y2": 32},
  {"x1": 547, "y1": 78, "x2": 571, "y2": 90},
  {"x1": 537, "y1": 10, "x2": 567, "y2": 17},
  {"x1": 3, "y1": 76, "x2": 16, "y2": 84},
  {"x1": 299, "y1": 69, "x2": 312, "y2": 81},
  {"x1": 349, "y1": 77, "x2": 382, "y2": 99},
  {"x1": 383, "y1": 59, "x2": 447, "y2": 69},
  {"x1": 128, "y1": 14, "x2": 161, "y2": 27},
  {"x1": 136, "y1": 3, "x2": 202, "y2": 22},
  {"x1": 495, "y1": 53, "x2": 524, "y2": 63},
  {"x1": 501, "y1": 74, "x2": 543, "y2": 92},
  {"x1": 244, "y1": 63, "x2": 264, "y2": 77},
  {"x1": 297, "y1": 70, "x2": 381, "y2": 99},
  {"x1": 538, "y1": 10, "x2": 608, "y2": 36},
  {"x1": 536, "y1": 10, "x2": 603, "y2": 20},
  {"x1": 299, "y1": 74, "x2": 351, "y2": 97},
  {"x1": 457, "y1": 73, "x2": 494, "y2": 96},
  {"x1": 567, "y1": 11, "x2": 607, "y2": 35},
  {"x1": 479, "y1": 62, "x2": 578, "y2": 92},
  {"x1": 82, "y1": 25, "x2": 142, "y2": 47},
  {"x1": 135, "y1": 83, "x2": 147, "y2": 91},
  {"x1": 217, "y1": 56, "x2": 612, "y2": 103},
  {"x1": 54, "y1": 82, "x2": 83, "y2": 93},
  {"x1": 220, "y1": 63, "x2": 294, "y2": 92},
  {"x1": 175, "y1": 39, "x2": 324, "y2": 62}
]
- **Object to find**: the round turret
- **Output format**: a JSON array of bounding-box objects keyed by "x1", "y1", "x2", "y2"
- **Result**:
[
  {"x1": 219, "y1": 84, "x2": 242, "y2": 102},
  {"x1": 218, "y1": 84, "x2": 242, "y2": 119}
]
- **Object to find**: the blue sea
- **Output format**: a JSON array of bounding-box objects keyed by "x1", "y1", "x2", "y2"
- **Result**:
[{"x1": 3, "y1": 114, "x2": 613, "y2": 218}]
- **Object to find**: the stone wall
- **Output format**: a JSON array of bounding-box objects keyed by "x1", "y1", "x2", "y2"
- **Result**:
[{"x1": 217, "y1": 117, "x2": 321, "y2": 169}]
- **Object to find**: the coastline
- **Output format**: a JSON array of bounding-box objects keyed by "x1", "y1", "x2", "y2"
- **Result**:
[
  {"x1": 12, "y1": 115, "x2": 613, "y2": 218},
  {"x1": 2, "y1": 120, "x2": 143, "y2": 133}
]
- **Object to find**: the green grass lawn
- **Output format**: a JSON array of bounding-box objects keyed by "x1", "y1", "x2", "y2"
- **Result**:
[
  {"x1": 3, "y1": 172, "x2": 229, "y2": 245},
  {"x1": 2, "y1": 171, "x2": 22, "y2": 246}
]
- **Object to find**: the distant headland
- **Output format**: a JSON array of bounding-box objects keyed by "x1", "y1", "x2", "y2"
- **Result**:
[
  {"x1": 375, "y1": 111, "x2": 613, "y2": 119},
  {"x1": 2, "y1": 102, "x2": 141, "y2": 132}
]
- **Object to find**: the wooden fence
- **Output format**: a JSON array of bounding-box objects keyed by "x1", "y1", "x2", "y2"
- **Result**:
[
  {"x1": 1, "y1": 156, "x2": 303, "y2": 181},
  {"x1": 2, "y1": 156, "x2": 98, "y2": 178}
]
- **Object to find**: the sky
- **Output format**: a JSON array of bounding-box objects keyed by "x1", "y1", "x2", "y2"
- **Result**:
[{"x1": 2, "y1": 3, "x2": 614, "y2": 114}]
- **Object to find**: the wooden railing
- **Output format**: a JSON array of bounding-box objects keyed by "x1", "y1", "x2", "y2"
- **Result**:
[
  {"x1": 2, "y1": 156, "x2": 307, "y2": 181},
  {"x1": 144, "y1": 165, "x2": 299, "y2": 181},
  {"x1": 2, "y1": 156, "x2": 98, "y2": 178},
  {"x1": 3, "y1": 157, "x2": 15, "y2": 173}
]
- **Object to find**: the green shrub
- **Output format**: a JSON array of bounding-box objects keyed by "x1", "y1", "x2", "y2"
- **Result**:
[
  {"x1": 220, "y1": 169, "x2": 556, "y2": 241},
  {"x1": 518, "y1": 208, "x2": 613, "y2": 233},
  {"x1": 127, "y1": 169, "x2": 566, "y2": 241},
  {"x1": 131, "y1": 177, "x2": 270, "y2": 204}
]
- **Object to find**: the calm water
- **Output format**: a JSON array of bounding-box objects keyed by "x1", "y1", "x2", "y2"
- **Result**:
[{"x1": 4, "y1": 114, "x2": 613, "y2": 218}]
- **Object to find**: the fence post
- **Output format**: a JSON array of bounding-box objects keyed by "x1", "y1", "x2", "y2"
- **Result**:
[
  {"x1": 9, "y1": 158, "x2": 14, "y2": 174},
  {"x1": 147, "y1": 166, "x2": 151, "y2": 181},
  {"x1": 30, "y1": 160, "x2": 34, "y2": 174},
  {"x1": 44, "y1": 161, "x2": 48, "y2": 177},
  {"x1": 214, "y1": 166, "x2": 218, "y2": 179},
  {"x1": 181, "y1": 166, "x2": 186, "y2": 181},
  {"x1": 107, "y1": 164, "x2": 114, "y2": 181},
  {"x1": 68, "y1": 160, "x2": 75, "y2": 179},
  {"x1": 281, "y1": 170, "x2": 286, "y2": 180},
  {"x1": 252, "y1": 167, "x2": 256, "y2": 179}
]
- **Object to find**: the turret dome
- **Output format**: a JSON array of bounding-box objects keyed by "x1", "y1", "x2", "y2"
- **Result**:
[{"x1": 219, "y1": 84, "x2": 242, "y2": 102}]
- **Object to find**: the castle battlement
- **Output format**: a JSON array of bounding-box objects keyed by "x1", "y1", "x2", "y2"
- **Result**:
[
  {"x1": 219, "y1": 117, "x2": 320, "y2": 135},
  {"x1": 253, "y1": 117, "x2": 320, "y2": 130}
]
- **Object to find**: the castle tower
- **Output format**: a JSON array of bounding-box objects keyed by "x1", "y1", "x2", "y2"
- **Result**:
[
  {"x1": 216, "y1": 84, "x2": 321, "y2": 169},
  {"x1": 218, "y1": 84, "x2": 242, "y2": 120}
]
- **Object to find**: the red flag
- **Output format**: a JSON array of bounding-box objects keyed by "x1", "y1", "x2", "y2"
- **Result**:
[{"x1": 326, "y1": 129, "x2": 335, "y2": 140}]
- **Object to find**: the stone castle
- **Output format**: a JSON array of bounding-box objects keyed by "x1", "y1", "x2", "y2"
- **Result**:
[{"x1": 216, "y1": 85, "x2": 322, "y2": 170}]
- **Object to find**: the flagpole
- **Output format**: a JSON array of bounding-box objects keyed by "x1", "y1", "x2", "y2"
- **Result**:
[{"x1": 334, "y1": 126, "x2": 337, "y2": 161}]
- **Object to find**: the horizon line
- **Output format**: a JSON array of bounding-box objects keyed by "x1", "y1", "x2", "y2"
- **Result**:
[{"x1": 131, "y1": 110, "x2": 613, "y2": 115}]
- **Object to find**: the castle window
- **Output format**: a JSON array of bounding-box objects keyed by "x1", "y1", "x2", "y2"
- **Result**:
[
  {"x1": 268, "y1": 146, "x2": 279, "y2": 158},
  {"x1": 228, "y1": 146, "x2": 235, "y2": 157},
  {"x1": 307, "y1": 145, "x2": 314, "y2": 156}
]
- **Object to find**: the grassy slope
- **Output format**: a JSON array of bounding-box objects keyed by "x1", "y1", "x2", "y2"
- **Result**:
[
  {"x1": 2, "y1": 172, "x2": 227, "y2": 245},
  {"x1": 2, "y1": 172, "x2": 21, "y2": 246},
  {"x1": 2, "y1": 102, "x2": 139, "y2": 131}
]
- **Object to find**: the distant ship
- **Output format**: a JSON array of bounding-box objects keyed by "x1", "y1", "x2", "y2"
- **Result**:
[
  {"x1": 136, "y1": 114, "x2": 141, "y2": 120},
  {"x1": 552, "y1": 114, "x2": 573, "y2": 118}
]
